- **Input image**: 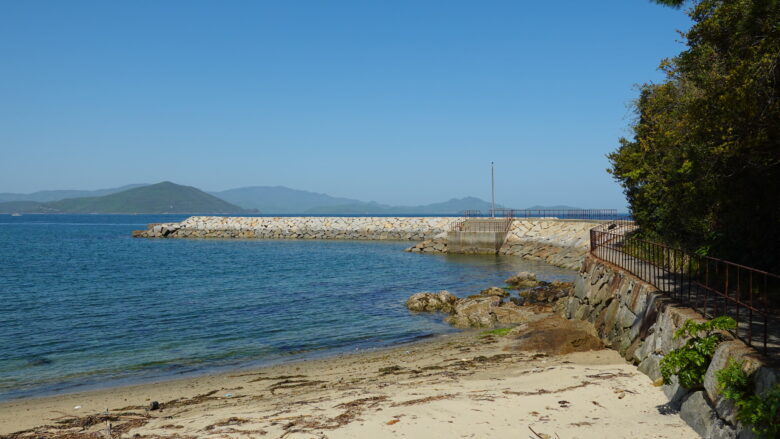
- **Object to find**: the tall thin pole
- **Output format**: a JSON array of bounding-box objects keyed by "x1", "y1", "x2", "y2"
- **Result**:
[{"x1": 491, "y1": 162, "x2": 495, "y2": 218}]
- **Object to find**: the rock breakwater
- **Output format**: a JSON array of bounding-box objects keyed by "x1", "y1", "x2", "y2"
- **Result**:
[
  {"x1": 134, "y1": 216, "x2": 600, "y2": 270},
  {"x1": 134, "y1": 216, "x2": 454, "y2": 240}
]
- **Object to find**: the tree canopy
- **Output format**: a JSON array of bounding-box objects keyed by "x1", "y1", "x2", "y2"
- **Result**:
[{"x1": 609, "y1": 0, "x2": 779, "y2": 271}]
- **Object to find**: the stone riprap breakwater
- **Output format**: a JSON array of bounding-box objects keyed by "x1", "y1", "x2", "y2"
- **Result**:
[
  {"x1": 133, "y1": 216, "x2": 454, "y2": 240},
  {"x1": 407, "y1": 219, "x2": 600, "y2": 270},
  {"x1": 557, "y1": 255, "x2": 778, "y2": 438},
  {"x1": 134, "y1": 217, "x2": 600, "y2": 270}
]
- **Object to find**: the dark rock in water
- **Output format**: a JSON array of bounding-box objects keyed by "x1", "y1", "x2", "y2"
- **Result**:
[
  {"x1": 149, "y1": 401, "x2": 160, "y2": 411},
  {"x1": 27, "y1": 357, "x2": 52, "y2": 366}
]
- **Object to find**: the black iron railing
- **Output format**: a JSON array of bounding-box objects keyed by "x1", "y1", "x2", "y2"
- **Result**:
[{"x1": 590, "y1": 223, "x2": 780, "y2": 356}]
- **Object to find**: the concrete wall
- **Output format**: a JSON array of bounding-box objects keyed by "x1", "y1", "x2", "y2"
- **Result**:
[
  {"x1": 409, "y1": 219, "x2": 600, "y2": 270},
  {"x1": 446, "y1": 230, "x2": 506, "y2": 254},
  {"x1": 558, "y1": 255, "x2": 778, "y2": 438}
]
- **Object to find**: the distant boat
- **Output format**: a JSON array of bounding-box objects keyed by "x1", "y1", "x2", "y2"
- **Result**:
[{"x1": 11, "y1": 213, "x2": 22, "y2": 217}]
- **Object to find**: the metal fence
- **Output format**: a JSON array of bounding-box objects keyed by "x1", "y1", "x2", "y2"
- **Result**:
[
  {"x1": 590, "y1": 223, "x2": 780, "y2": 356},
  {"x1": 463, "y1": 209, "x2": 621, "y2": 220},
  {"x1": 450, "y1": 217, "x2": 514, "y2": 233}
]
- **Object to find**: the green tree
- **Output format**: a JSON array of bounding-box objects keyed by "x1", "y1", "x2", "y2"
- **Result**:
[{"x1": 609, "y1": 0, "x2": 780, "y2": 270}]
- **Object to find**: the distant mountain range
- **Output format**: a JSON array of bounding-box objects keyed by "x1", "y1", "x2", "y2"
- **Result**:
[
  {"x1": 211, "y1": 186, "x2": 503, "y2": 214},
  {"x1": 0, "y1": 184, "x2": 147, "y2": 203},
  {"x1": 0, "y1": 182, "x2": 247, "y2": 214},
  {"x1": 0, "y1": 182, "x2": 580, "y2": 214}
]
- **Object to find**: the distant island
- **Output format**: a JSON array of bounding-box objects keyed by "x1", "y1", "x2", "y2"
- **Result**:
[
  {"x1": 0, "y1": 181, "x2": 581, "y2": 214},
  {"x1": 0, "y1": 182, "x2": 247, "y2": 214}
]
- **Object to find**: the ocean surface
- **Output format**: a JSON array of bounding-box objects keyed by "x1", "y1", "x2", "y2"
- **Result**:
[{"x1": 0, "y1": 214, "x2": 577, "y2": 401}]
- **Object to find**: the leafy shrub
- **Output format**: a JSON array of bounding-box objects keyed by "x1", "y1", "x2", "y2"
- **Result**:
[
  {"x1": 717, "y1": 357, "x2": 780, "y2": 438},
  {"x1": 716, "y1": 358, "x2": 750, "y2": 401},
  {"x1": 659, "y1": 316, "x2": 736, "y2": 389}
]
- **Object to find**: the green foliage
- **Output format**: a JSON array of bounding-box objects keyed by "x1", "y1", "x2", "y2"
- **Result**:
[
  {"x1": 737, "y1": 386, "x2": 780, "y2": 438},
  {"x1": 716, "y1": 358, "x2": 750, "y2": 400},
  {"x1": 609, "y1": 0, "x2": 780, "y2": 272},
  {"x1": 480, "y1": 327, "x2": 512, "y2": 337},
  {"x1": 660, "y1": 316, "x2": 736, "y2": 389},
  {"x1": 716, "y1": 357, "x2": 780, "y2": 438}
]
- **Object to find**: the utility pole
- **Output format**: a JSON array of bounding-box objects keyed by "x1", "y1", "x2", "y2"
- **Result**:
[{"x1": 491, "y1": 162, "x2": 495, "y2": 218}]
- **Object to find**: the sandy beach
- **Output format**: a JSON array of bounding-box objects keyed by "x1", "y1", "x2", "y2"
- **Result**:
[{"x1": 0, "y1": 316, "x2": 697, "y2": 439}]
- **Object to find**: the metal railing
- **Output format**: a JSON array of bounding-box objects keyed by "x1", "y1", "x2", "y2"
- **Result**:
[
  {"x1": 590, "y1": 223, "x2": 780, "y2": 356},
  {"x1": 450, "y1": 217, "x2": 514, "y2": 233},
  {"x1": 463, "y1": 210, "x2": 484, "y2": 218},
  {"x1": 463, "y1": 209, "x2": 621, "y2": 220}
]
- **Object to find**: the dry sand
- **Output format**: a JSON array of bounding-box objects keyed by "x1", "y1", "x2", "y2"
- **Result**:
[{"x1": 0, "y1": 324, "x2": 697, "y2": 439}]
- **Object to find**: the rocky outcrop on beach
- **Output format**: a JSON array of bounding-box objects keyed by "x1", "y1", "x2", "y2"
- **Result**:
[
  {"x1": 478, "y1": 286, "x2": 510, "y2": 297},
  {"x1": 446, "y1": 297, "x2": 539, "y2": 328},
  {"x1": 518, "y1": 281, "x2": 573, "y2": 305},
  {"x1": 505, "y1": 271, "x2": 539, "y2": 289},
  {"x1": 406, "y1": 273, "x2": 573, "y2": 329},
  {"x1": 405, "y1": 291, "x2": 459, "y2": 313}
]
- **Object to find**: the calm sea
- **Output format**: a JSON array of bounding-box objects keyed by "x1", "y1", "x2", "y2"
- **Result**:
[{"x1": 0, "y1": 214, "x2": 576, "y2": 400}]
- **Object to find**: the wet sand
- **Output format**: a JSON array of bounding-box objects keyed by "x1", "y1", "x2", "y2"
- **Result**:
[{"x1": 0, "y1": 325, "x2": 697, "y2": 439}]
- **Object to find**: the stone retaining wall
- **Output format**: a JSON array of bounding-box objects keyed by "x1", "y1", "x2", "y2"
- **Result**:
[{"x1": 558, "y1": 255, "x2": 778, "y2": 438}]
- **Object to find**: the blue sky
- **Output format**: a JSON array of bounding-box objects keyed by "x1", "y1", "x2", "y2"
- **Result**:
[{"x1": 0, "y1": 1, "x2": 691, "y2": 209}]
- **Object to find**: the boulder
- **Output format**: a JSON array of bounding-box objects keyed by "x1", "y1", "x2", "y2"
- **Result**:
[
  {"x1": 505, "y1": 271, "x2": 540, "y2": 289},
  {"x1": 518, "y1": 281, "x2": 573, "y2": 305},
  {"x1": 405, "y1": 291, "x2": 459, "y2": 313},
  {"x1": 479, "y1": 286, "x2": 510, "y2": 298},
  {"x1": 446, "y1": 295, "x2": 501, "y2": 328},
  {"x1": 492, "y1": 302, "x2": 539, "y2": 325},
  {"x1": 679, "y1": 391, "x2": 736, "y2": 439}
]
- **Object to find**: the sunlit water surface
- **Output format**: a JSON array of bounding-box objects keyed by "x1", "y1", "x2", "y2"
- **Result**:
[{"x1": 0, "y1": 214, "x2": 576, "y2": 400}]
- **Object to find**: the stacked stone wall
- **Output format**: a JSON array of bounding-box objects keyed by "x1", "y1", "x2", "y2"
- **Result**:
[{"x1": 559, "y1": 255, "x2": 778, "y2": 438}]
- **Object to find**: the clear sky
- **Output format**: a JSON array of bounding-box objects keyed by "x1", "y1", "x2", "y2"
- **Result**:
[{"x1": 0, "y1": 1, "x2": 691, "y2": 209}]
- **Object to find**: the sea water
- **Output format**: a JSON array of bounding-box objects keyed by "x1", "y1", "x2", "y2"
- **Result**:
[{"x1": 0, "y1": 214, "x2": 576, "y2": 400}]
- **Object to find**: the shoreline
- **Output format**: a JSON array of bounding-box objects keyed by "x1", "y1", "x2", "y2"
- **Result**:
[
  {"x1": 1, "y1": 322, "x2": 697, "y2": 438},
  {"x1": 0, "y1": 330, "x2": 451, "y2": 404},
  {"x1": 0, "y1": 331, "x2": 466, "y2": 434}
]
